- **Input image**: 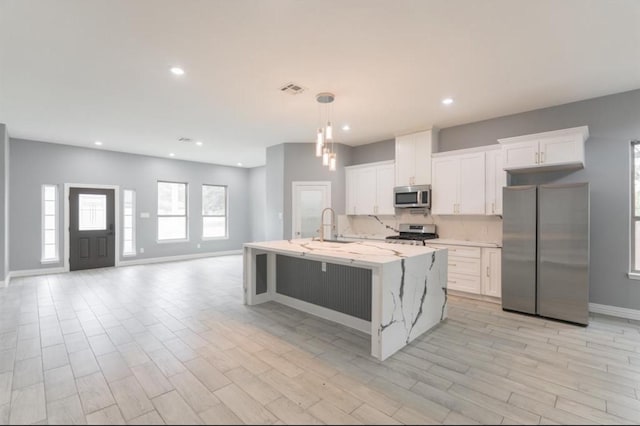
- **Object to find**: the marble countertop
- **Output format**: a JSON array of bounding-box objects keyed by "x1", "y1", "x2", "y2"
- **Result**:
[
  {"x1": 339, "y1": 233, "x2": 390, "y2": 241},
  {"x1": 244, "y1": 238, "x2": 444, "y2": 267},
  {"x1": 338, "y1": 234, "x2": 501, "y2": 248},
  {"x1": 427, "y1": 239, "x2": 502, "y2": 248}
]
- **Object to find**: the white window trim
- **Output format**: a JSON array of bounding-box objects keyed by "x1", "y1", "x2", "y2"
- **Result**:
[
  {"x1": 157, "y1": 181, "x2": 189, "y2": 242},
  {"x1": 632, "y1": 140, "x2": 640, "y2": 276},
  {"x1": 202, "y1": 184, "x2": 229, "y2": 240},
  {"x1": 41, "y1": 184, "x2": 59, "y2": 264},
  {"x1": 123, "y1": 189, "x2": 136, "y2": 257},
  {"x1": 63, "y1": 184, "x2": 120, "y2": 273}
]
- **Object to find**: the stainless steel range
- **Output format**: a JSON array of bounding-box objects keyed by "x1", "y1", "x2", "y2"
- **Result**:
[{"x1": 385, "y1": 224, "x2": 438, "y2": 246}]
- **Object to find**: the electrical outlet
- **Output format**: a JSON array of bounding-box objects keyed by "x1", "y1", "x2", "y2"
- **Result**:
[
  {"x1": 197, "y1": 243, "x2": 201, "y2": 249},
  {"x1": 139, "y1": 247, "x2": 144, "y2": 254}
]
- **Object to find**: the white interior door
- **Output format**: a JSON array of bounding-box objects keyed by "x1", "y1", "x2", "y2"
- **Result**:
[{"x1": 292, "y1": 182, "x2": 331, "y2": 239}]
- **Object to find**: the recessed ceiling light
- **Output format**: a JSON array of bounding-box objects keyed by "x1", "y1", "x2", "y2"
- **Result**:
[
  {"x1": 94, "y1": 141, "x2": 103, "y2": 146},
  {"x1": 195, "y1": 141, "x2": 203, "y2": 146},
  {"x1": 442, "y1": 97, "x2": 454, "y2": 105},
  {"x1": 342, "y1": 124, "x2": 350, "y2": 131},
  {"x1": 169, "y1": 153, "x2": 175, "y2": 157},
  {"x1": 170, "y1": 67, "x2": 185, "y2": 76},
  {"x1": 237, "y1": 163, "x2": 243, "y2": 167}
]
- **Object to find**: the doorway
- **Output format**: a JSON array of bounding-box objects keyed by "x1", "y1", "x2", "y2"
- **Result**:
[
  {"x1": 292, "y1": 181, "x2": 331, "y2": 239},
  {"x1": 67, "y1": 187, "x2": 117, "y2": 271}
]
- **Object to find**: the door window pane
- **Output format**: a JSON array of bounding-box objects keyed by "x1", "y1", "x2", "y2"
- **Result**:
[
  {"x1": 78, "y1": 194, "x2": 107, "y2": 231},
  {"x1": 300, "y1": 189, "x2": 324, "y2": 238},
  {"x1": 123, "y1": 190, "x2": 136, "y2": 255},
  {"x1": 44, "y1": 230, "x2": 55, "y2": 245},
  {"x1": 44, "y1": 244, "x2": 56, "y2": 260},
  {"x1": 41, "y1": 184, "x2": 58, "y2": 262}
]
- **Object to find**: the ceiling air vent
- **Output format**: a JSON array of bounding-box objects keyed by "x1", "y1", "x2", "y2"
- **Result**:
[
  {"x1": 280, "y1": 82, "x2": 305, "y2": 95},
  {"x1": 178, "y1": 137, "x2": 193, "y2": 143}
]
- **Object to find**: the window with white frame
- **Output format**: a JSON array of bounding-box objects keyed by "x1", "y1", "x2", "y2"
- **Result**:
[
  {"x1": 202, "y1": 185, "x2": 227, "y2": 239},
  {"x1": 123, "y1": 190, "x2": 136, "y2": 255},
  {"x1": 41, "y1": 184, "x2": 58, "y2": 262},
  {"x1": 632, "y1": 141, "x2": 640, "y2": 272},
  {"x1": 158, "y1": 181, "x2": 188, "y2": 241}
]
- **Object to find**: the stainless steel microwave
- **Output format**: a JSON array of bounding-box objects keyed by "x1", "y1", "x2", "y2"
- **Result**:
[{"x1": 394, "y1": 185, "x2": 431, "y2": 209}]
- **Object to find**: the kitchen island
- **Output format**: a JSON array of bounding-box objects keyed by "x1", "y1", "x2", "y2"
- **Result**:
[{"x1": 243, "y1": 239, "x2": 448, "y2": 360}]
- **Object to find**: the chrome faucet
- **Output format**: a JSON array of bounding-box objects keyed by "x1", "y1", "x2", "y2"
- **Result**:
[{"x1": 319, "y1": 207, "x2": 336, "y2": 242}]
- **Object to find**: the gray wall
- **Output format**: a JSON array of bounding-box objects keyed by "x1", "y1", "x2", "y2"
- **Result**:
[
  {"x1": 10, "y1": 139, "x2": 251, "y2": 271},
  {"x1": 249, "y1": 166, "x2": 267, "y2": 242},
  {"x1": 282, "y1": 143, "x2": 352, "y2": 240},
  {"x1": 350, "y1": 139, "x2": 395, "y2": 165},
  {"x1": 0, "y1": 124, "x2": 7, "y2": 280},
  {"x1": 438, "y1": 89, "x2": 640, "y2": 310},
  {"x1": 265, "y1": 144, "x2": 284, "y2": 241}
]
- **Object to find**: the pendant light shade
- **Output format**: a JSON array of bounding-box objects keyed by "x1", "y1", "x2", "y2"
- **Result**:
[
  {"x1": 315, "y1": 128, "x2": 324, "y2": 157},
  {"x1": 315, "y1": 92, "x2": 338, "y2": 171}
]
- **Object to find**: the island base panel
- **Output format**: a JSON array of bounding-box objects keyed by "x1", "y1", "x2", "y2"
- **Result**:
[{"x1": 275, "y1": 255, "x2": 372, "y2": 321}]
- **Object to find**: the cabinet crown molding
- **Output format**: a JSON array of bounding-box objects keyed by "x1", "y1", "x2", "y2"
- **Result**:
[
  {"x1": 498, "y1": 125, "x2": 589, "y2": 145},
  {"x1": 432, "y1": 143, "x2": 500, "y2": 158},
  {"x1": 345, "y1": 160, "x2": 394, "y2": 170}
]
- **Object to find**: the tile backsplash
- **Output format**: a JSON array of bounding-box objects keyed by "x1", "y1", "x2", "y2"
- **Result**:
[{"x1": 338, "y1": 211, "x2": 502, "y2": 243}]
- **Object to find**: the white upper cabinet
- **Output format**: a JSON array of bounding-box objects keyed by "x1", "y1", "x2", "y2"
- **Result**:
[
  {"x1": 431, "y1": 157, "x2": 459, "y2": 215},
  {"x1": 499, "y1": 126, "x2": 588, "y2": 173},
  {"x1": 458, "y1": 153, "x2": 486, "y2": 214},
  {"x1": 485, "y1": 148, "x2": 507, "y2": 215},
  {"x1": 345, "y1": 161, "x2": 395, "y2": 216},
  {"x1": 375, "y1": 163, "x2": 396, "y2": 215},
  {"x1": 395, "y1": 129, "x2": 437, "y2": 186},
  {"x1": 431, "y1": 151, "x2": 485, "y2": 215}
]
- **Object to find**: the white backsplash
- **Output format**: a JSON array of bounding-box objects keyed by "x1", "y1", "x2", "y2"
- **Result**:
[{"x1": 338, "y1": 211, "x2": 502, "y2": 244}]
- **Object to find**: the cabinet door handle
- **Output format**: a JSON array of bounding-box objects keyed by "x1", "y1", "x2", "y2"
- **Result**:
[
  {"x1": 448, "y1": 263, "x2": 457, "y2": 267},
  {"x1": 450, "y1": 280, "x2": 457, "y2": 284},
  {"x1": 491, "y1": 202, "x2": 495, "y2": 214},
  {"x1": 535, "y1": 152, "x2": 539, "y2": 164},
  {"x1": 486, "y1": 266, "x2": 490, "y2": 277},
  {"x1": 541, "y1": 151, "x2": 545, "y2": 163}
]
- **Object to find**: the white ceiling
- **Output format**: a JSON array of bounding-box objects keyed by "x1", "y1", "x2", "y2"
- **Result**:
[{"x1": 1, "y1": 0, "x2": 639, "y2": 168}]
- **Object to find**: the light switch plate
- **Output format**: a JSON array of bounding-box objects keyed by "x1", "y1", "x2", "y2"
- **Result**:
[{"x1": 140, "y1": 212, "x2": 150, "y2": 218}]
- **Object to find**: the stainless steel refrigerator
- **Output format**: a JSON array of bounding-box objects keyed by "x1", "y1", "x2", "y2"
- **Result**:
[{"x1": 502, "y1": 183, "x2": 590, "y2": 325}]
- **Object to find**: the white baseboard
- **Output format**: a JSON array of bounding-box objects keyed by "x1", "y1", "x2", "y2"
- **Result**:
[
  {"x1": 5, "y1": 250, "x2": 242, "y2": 281},
  {"x1": 273, "y1": 293, "x2": 371, "y2": 335},
  {"x1": 118, "y1": 250, "x2": 242, "y2": 267},
  {"x1": 9, "y1": 267, "x2": 66, "y2": 279},
  {"x1": 589, "y1": 303, "x2": 640, "y2": 321}
]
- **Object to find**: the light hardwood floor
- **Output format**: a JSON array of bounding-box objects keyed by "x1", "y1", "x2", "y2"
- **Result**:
[{"x1": 1, "y1": 255, "x2": 640, "y2": 424}]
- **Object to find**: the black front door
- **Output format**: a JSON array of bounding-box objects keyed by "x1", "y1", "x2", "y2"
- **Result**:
[{"x1": 69, "y1": 188, "x2": 115, "y2": 271}]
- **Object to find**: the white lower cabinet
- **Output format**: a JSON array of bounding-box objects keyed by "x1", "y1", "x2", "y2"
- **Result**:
[
  {"x1": 427, "y1": 243, "x2": 501, "y2": 299},
  {"x1": 481, "y1": 248, "x2": 502, "y2": 298}
]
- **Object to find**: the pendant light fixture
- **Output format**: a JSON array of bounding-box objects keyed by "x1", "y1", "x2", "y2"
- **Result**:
[{"x1": 315, "y1": 92, "x2": 337, "y2": 171}]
